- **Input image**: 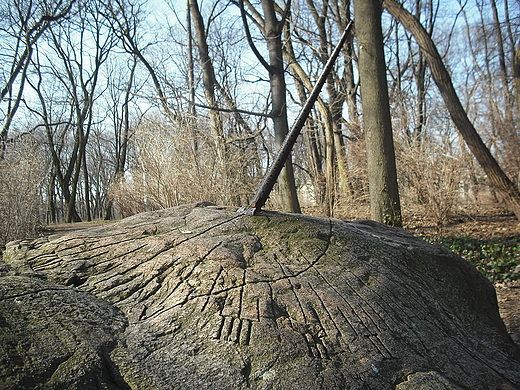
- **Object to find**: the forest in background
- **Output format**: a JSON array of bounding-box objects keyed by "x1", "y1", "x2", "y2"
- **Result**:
[{"x1": 1, "y1": 0, "x2": 519, "y2": 246}]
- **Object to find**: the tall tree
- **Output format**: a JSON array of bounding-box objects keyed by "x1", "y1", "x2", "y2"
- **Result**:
[
  {"x1": 383, "y1": 0, "x2": 520, "y2": 220},
  {"x1": 488, "y1": 0, "x2": 520, "y2": 177},
  {"x1": 354, "y1": 0, "x2": 402, "y2": 226},
  {"x1": 331, "y1": 0, "x2": 362, "y2": 201},
  {"x1": 28, "y1": 0, "x2": 115, "y2": 222},
  {"x1": 305, "y1": 0, "x2": 355, "y2": 215},
  {"x1": 185, "y1": 0, "x2": 198, "y2": 154},
  {"x1": 0, "y1": 0, "x2": 75, "y2": 154},
  {"x1": 515, "y1": 43, "x2": 520, "y2": 113},
  {"x1": 283, "y1": 4, "x2": 337, "y2": 215},
  {"x1": 411, "y1": 0, "x2": 434, "y2": 139},
  {"x1": 188, "y1": 0, "x2": 226, "y2": 164},
  {"x1": 239, "y1": 0, "x2": 301, "y2": 213},
  {"x1": 283, "y1": 26, "x2": 327, "y2": 206},
  {"x1": 105, "y1": 0, "x2": 178, "y2": 122},
  {"x1": 104, "y1": 55, "x2": 138, "y2": 220}
]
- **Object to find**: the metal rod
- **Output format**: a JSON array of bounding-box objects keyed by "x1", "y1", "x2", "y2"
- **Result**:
[{"x1": 239, "y1": 21, "x2": 354, "y2": 215}]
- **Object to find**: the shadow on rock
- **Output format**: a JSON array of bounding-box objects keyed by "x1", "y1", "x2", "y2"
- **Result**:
[{"x1": 1, "y1": 203, "x2": 519, "y2": 389}]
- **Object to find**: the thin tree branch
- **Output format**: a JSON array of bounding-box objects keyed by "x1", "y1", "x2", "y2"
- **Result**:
[
  {"x1": 191, "y1": 101, "x2": 272, "y2": 118},
  {"x1": 238, "y1": 0, "x2": 271, "y2": 72}
]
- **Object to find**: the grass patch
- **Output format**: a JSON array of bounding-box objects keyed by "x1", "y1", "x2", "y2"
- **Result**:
[{"x1": 425, "y1": 235, "x2": 520, "y2": 283}]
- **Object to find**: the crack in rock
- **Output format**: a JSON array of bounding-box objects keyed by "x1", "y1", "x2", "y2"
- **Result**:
[{"x1": 1, "y1": 204, "x2": 519, "y2": 389}]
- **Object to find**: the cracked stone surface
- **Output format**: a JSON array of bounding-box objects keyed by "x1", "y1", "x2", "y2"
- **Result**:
[{"x1": 1, "y1": 203, "x2": 520, "y2": 389}]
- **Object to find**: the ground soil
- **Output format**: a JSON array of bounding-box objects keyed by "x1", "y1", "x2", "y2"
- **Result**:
[
  {"x1": 404, "y1": 204, "x2": 520, "y2": 346},
  {"x1": 43, "y1": 205, "x2": 520, "y2": 346}
]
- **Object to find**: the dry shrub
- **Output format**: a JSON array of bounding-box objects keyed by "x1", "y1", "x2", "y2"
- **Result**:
[
  {"x1": 109, "y1": 119, "x2": 260, "y2": 217},
  {"x1": 397, "y1": 134, "x2": 468, "y2": 225},
  {"x1": 0, "y1": 138, "x2": 47, "y2": 245}
]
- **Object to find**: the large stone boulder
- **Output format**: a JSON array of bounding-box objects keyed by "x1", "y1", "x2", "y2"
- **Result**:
[{"x1": 1, "y1": 203, "x2": 519, "y2": 389}]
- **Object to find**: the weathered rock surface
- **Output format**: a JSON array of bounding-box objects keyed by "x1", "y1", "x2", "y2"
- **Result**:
[{"x1": 1, "y1": 203, "x2": 519, "y2": 389}]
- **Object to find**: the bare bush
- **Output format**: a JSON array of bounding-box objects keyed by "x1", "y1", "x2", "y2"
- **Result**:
[
  {"x1": 109, "y1": 118, "x2": 261, "y2": 217},
  {"x1": 0, "y1": 138, "x2": 47, "y2": 245},
  {"x1": 396, "y1": 134, "x2": 469, "y2": 225}
]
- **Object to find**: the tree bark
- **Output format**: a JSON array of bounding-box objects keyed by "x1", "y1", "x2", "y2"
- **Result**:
[
  {"x1": 240, "y1": 0, "x2": 301, "y2": 212},
  {"x1": 105, "y1": 56, "x2": 137, "y2": 220},
  {"x1": 383, "y1": 0, "x2": 520, "y2": 220},
  {"x1": 188, "y1": 0, "x2": 226, "y2": 163},
  {"x1": 284, "y1": 17, "x2": 352, "y2": 214},
  {"x1": 354, "y1": 0, "x2": 402, "y2": 227},
  {"x1": 306, "y1": 0, "x2": 336, "y2": 215},
  {"x1": 290, "y1": 67, "x2": 325, "y2": 205},
  {"x1": 263, "y1": 0, "x2": 301, "y2": 213},
  {"x1": 515, "y1": 43, "x2": 520, "y2": 114},
  {"x1": 490, "y1": 0, "x2": 512, "y2": 120},
  {"x1": 336, "y1": 0, "x2": 360, "y2": 201}
]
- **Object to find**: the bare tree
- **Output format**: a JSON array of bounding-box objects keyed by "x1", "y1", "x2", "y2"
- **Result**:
[
  {"x1": 280, "y1": 0, "x2": 357, "y2": 215},
  {"x1": 515, "y1": 43, "x2": 520, "y2": 113},
  {"x1": 104, "y1": 55, "x2": 139, "y2": 220},
  {"x1": 239, "y1": 0, "x2": 301, "y2": 213},
  {"x1": 27, "y1": 63, "x2": 81, "y2": 222},
  {"x1": 0, "y1": 0, "x2": 75, "y2": 154},
  {"x1": 26, "y1": 0, "x2": 116, "y2": 222},
  {"x1": 283, "y1": 30, "x2": 327, "y2": 205},
  {"x1": 490, "y1": 0, "x2": 514, "y2": 122},
  {"x1": 488, "y1": 0, "x2": 520, "y2": 180},
  {"x1": 188, "y1": 0, "x2": 227, "y2": 164},
  {"x1": 104, "y1": 0, "x2": 178, "y2": 122},
  {"x1": 354, "y1": 0, "x2": 402, "y2": 226},
  {"x1": 383, "y1": 0, "x2": 520, "y2": 220}
]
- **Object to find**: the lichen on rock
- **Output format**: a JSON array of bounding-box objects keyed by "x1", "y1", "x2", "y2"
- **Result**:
[{"x1": 1, "y1": 203, "x2": 519, "y2": 389}]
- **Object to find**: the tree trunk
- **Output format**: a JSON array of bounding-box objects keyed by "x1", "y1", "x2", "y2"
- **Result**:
[
  {"x1": 354, "y1": 0, "x2": 402, "y2": 227},
  {"x1": 515, "y1": 44, "x2": 520, "y2": 114},
  {"x1": 337, "y1": 1, "x2": 360, "y2": 202},
  {"x1": 186, "y1": 0, "x2": 197, "y2": 132},
  {"x1": 261, "y1": 0, "x2": 301, "y2": 213},
  {"x1": 66, "y1": 126, "x2": 84, "y2": 223},
  {"x1": 105, "y1": 55, "x2": 137, "y2": 220},
  {"x1": 383, "y1": 0, "x2": 520, "y2": 220},
  {"x1": 47, "y1": 170, "x2": 58, "y2": 224},
  {"x1": 490, "y1": 0, "x2": 513, "y2": 121},
  {"x1": 83, "y1": 149, "x2": 92, "y2": 222},
  {"x1": 305, "y1": 0, "x2": 336, "y2": 215},
  {"x1": 293, "y1": 77, "x2": 325, "y2": 205},
  {"x1": 489, "y1": 0, "x2": 519, "y2": 173},
  {"x1": 284, "y1": 18, "x2": 350, "y2": 213},
  {"x1": 30, "y1": 62, "x2": 81, "y2": 223},
  {"x1": 188, "y1": 0, "x2": 226, "y2": 164}
]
